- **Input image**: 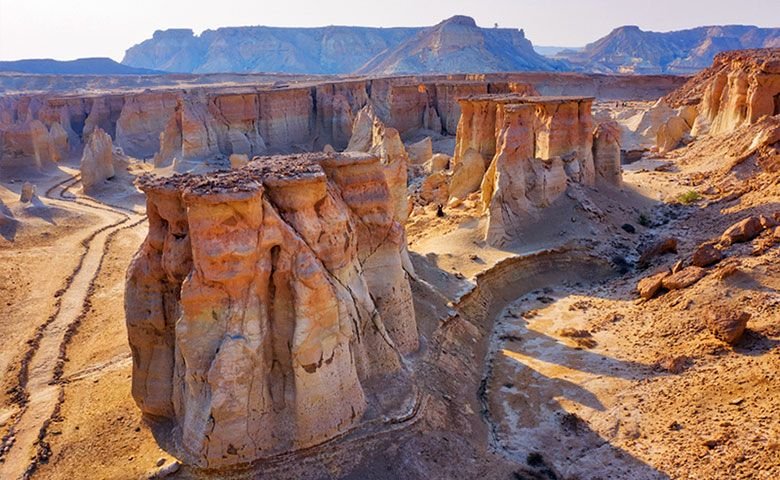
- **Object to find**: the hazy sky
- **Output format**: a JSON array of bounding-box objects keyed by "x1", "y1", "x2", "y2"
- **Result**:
[{"x1": 0, "y1": 0, "x2": 778, "y2": 61}]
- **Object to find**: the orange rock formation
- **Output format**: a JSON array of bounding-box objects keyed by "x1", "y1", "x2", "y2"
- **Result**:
[{"x1": 125, "y1": 153, "x2": 417, "y2": 468}]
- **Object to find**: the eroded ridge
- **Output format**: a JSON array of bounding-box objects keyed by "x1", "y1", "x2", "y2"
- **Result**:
[{"x1": 125, "y1": 152, "x2": 418, "y2": 468}]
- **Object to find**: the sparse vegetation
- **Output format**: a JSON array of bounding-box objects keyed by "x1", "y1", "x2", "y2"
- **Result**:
[
  {"x1": 638, "y1": 213, "x2": 651, "y2": 227},
  {"x1": 677, "y1": 190, "x2": 702, "y2": 204}
]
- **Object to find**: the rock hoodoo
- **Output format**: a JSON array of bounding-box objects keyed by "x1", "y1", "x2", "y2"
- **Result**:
[
  {"x1": 125, "y1": 152, "x2": 418, "y2": 468},
  {"x1": 80, "y1": 128, "x2": 115, "y2": 190},
  {"x1": 449, "y1": 94, "x2": 621, "y2": 245}
]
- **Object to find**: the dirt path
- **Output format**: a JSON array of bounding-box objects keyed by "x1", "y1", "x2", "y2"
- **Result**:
[{"x1": 0, "y1": 173, "x2": 145, "y2": 480}]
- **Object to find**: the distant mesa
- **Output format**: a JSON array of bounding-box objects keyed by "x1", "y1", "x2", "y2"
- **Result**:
[
  {"x1": 122, "y1": 15, "x2": 564, "y2": 75},
  {"x1": 555, "y1": 24, "x2": 780, "y2": 74}
]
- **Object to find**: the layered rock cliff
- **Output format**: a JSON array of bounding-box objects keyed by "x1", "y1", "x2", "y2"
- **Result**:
[
  {"x1": 125, "y1": 153, "x2": 417, "y2": 467},
  {"x1": 448, "y1": 95, "x2": 621, "y2": 245},
  {"x1": 664, "y1": 49, "x2": 780, "y2": 137},
  {"x1": 0, "y1": 73, "x2": 685, "y2": 170},
  {"x1": 123, "y1": 16, "x2": 562, "y2": 75}
]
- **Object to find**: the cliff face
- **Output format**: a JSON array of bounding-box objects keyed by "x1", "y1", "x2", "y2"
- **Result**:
[
  {"x1": 126, "y1": 153, "x2": 417, "y2": 467},
  {"x1": 0, "y1": 73, "x2": 686, "y2": 170},
  {"x1": 122, "y1": 16, "x2": 562, "y2": 75},
  {"x1": 445, "y1": 95, "x2": 620, "y2": 245},
  {"x1": 556, "y1": 26, "x2": 780, "y2": 74},
  {"x1": 681, "y1": 50, "x2": 780, "y2": 137}
]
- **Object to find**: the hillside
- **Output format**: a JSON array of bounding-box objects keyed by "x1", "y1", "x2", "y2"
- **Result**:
[
  {"x1": 0, "y1": 57, "x2": 163, "y2": 75},
  {"x1": 355, "y1": 16, "x2": 562, "y2": 74},
  {"x1": 122, "y1": 16, "x2": 562, "y2": 75},
  {"x1": 556, "y1": 25, "x2": 780, "y2": 74}
]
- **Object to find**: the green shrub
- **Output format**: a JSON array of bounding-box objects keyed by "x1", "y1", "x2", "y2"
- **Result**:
[{"x1": 677, "y1": 190, "x2": 702, "y2": 205}]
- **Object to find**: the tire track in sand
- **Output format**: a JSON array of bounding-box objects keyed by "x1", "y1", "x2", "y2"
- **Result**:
[{"x1": 0, "y1": 173, "x2": 145, "y2": 480}]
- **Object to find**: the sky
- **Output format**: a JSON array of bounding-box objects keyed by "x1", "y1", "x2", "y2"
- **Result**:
[{"x1": 0, "y1": 0, "x2": 778, "y2": 61}]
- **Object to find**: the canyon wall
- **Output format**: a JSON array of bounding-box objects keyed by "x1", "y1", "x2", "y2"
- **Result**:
[
  {"x1": 665, "y1": 49, "x2": 780, "y2": 137},
  {"x1": 125, "y1": 153, "x2": 417, "y2": 468},
  {"x1": 1, "y1": 73, "x2": 686, "y2": 169}
]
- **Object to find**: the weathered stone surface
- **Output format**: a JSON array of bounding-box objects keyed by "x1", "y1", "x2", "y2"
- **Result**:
[
  {"x1": 126, "y1": 153, "x2": 417, "y2": 468},
  {"x1": 19, "y1": 182, "x2": 36, "y2": 203},
  {"x1": 721, "y1": 216, "x2": 764, "y2": 245},
  {"x1": 420, "y1": 171, "x2": 450, "y2": 205},
  {"x1": 668, "y1": 50, "x2": 780, "y2": 137},
  {"x1": 661, "y1": 266, "x2": 706, "y2": 290},
  {"x1": 470, "y1": 96, "x2": 597, "y2": 245},
  {"x1": 80, "y1": 128, "x2": 115, "y2": 190},
  {"x1": 691, "y1": 242, "x2": 724, "y2": 267},
  {"x1": 656, "y1": 115, "x2": 692, "y2": 154},
  {"x1": 705, "y1": 307, "x2": 750, "y2": 344},
  {"x1": 593, "y1": 121, "x2": 622, "y2": 185},
  {"x1": 406, "y1": 137, "x2": 433, "y2": 165},
  {"x1": 450, "y1": 148, "x2": 486, "y2": 201},
  {"x1": 637, "y1": 271, "x2": 670, "y2": 299},
  {"x1": 428, "y1": 153, "x2": 451, "y2": 172}
]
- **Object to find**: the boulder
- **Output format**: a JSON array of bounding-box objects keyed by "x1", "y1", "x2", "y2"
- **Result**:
[
  {"x1": 80, "y1": 128, "x2": 115, "y2": 191},
  {"x1": 449, "y1": 148, "x2": 485, "y2": 200},
  {"x1": 420, "y1": 171, "x2": 450, "y2": 205},
  {"x1": 656, "y1": 115, "x2": 691, "y2": 154},
  {"x1": 691, "y1": 242, "x2": 724, "y2": 267},
  {"x1": 637, "y1": 271, "x2": 670, "y2": 299},
  {"x1": 661, "y1": 266, "x2": 706, "y2": 290},
  {"x1": 705, "y1": 307, "x2": 750, "y2": 344},
  {"x1": 720, "y1": 216, "x2": 763, "y2": 245},
  {"x1": 20, "y1": 182, "x2": 36, "y2": 203},
  {"x1": 406, "y1": 137, "x2": 433, "y2": 165},
  {"x1": 428, "y1": 153, "x2": 451, "y2": 172}
]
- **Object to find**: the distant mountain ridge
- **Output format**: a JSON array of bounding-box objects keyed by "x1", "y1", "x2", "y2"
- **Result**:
[
  {"x1": 555, "y1": 24, "x2": 780, "y2": 74},
  {"x1": 122, "y1": 16, "x2": 562, "y2": 75},
  {"x1": 0, "y1": 57, "x2": 162, "y2": 75}
]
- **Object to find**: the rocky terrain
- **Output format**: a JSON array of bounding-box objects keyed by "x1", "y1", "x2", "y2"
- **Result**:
[
  {"x1": 0, "y1": 48, "x2": 778, "y2": 480},
  {"x1": 556, "y1": 25, "x2": 780, "y2": 74}
]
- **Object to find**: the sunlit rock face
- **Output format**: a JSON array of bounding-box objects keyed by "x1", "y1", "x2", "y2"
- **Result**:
[
  {"x1": 125, "y1": 153, "x2": 417, "y2": 468},
  {"x1": 80, "y1": 127, "x2": 115, "y2": 190},
  {"x1": 665, "y1": 49, "x2": 780, "y2": 137},
  {"x1": 451, "y1": 95, "x2": 618, "y2": 246}
]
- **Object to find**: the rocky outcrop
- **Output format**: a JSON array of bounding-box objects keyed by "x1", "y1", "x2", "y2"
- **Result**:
[
  {"x1": 346, "y1": 105, "x2": 410, "y2": 225},
  {"x1": 693, "y1": 50, "x2": 780, "y2": 136},
  {"x1": 593, "y1": 121, "x2": 622, "y2": 185},
  {"x1": 80, "y1": 128, "x2": 115, "y2": 190},
  {"x1": 0, "y1": 73, "x2": 683, "y2": 169},
  {"x1": 0, "y1": 119, "x2": 69, "y2": 169},
  {"x1": 406, "y1": 137, "x2": 432, "y2": 165},
  {"x1": 451, "y1": 95, "x2": 614, "y2": 245},
  {"x1": 125, "y1": 153, "x2": 417, "y2": 468},
  {"x1": 665, "y1": 49, "x2": 780, "y2": 137}
]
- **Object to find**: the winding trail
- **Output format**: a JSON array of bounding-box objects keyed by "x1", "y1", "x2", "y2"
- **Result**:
[{"x1": 0, "y1": 172, "x2": 146, "y2": 480}]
